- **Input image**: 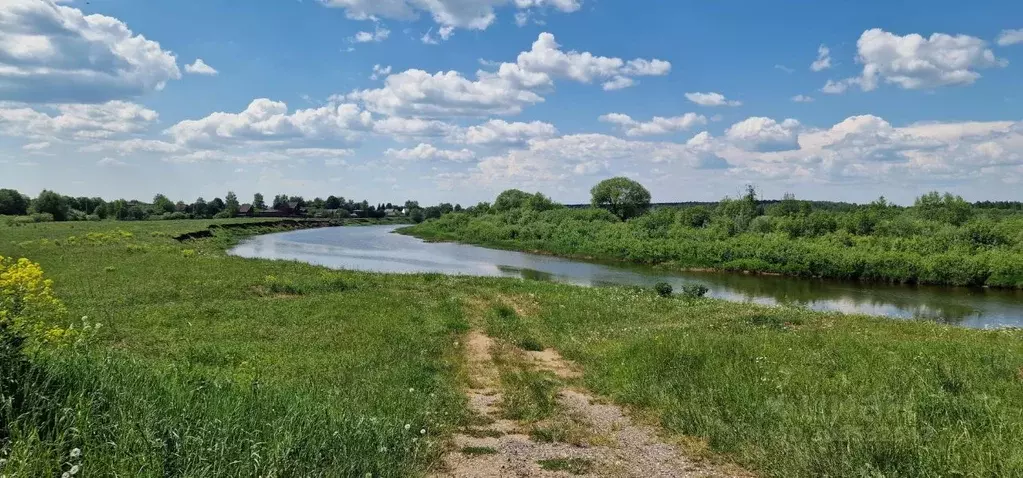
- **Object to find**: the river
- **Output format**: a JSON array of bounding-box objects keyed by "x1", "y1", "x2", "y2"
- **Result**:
[{"x1": 228, "y1": 225, "x2": 1023, "y2": 329}]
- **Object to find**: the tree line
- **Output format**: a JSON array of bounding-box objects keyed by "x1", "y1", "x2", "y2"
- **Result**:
[{"x1": 0, "y1": 188, "x2": 461, "y2": 223}]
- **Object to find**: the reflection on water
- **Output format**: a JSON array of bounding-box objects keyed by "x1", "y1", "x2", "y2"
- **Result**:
[{"x1": 229, "y1": 225, "x2": 1023, "y2": 329}]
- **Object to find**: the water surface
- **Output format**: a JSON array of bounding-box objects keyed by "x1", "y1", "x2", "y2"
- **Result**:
[{"x1": 229, "y1": 225, "x2": 1023, "y2": 329}]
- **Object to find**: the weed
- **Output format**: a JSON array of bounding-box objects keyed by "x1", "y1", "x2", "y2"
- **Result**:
[
  {"x1": 517, "y1": 337, "x2": 544, "y2": 351},
  {"x1": 537, "y1": 458, "x2": 593, "y2": 474},
  {"x1": 681, "y1": 284, "x2": 709, "y2": 299}
]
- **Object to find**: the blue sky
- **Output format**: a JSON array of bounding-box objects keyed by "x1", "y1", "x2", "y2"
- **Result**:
[{"x1": 2, "y1": 0, "x2": 1022, "y2": 206}]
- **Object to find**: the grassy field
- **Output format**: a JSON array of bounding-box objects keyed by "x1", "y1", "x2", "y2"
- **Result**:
[{"x1": 2, "y1": 219, "x2": 1023, "y2": 476}]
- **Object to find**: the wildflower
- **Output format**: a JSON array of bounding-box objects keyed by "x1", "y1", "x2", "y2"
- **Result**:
[
  {"x1": 62, "y1": 473, "x2": 70, "y2": 478},
  {"x1": 70, "y1": 465, "x2": 80, "y2": 475},
  {"x1": 378, "y1": 446, "x2": 388, "y2": 453},
  {"x1": 70, "y1": 448, "x2": 81, "y2": 458},
  {"x1": 404, "y1": 423, "x2": 410, "y2": 431},
  {"x1": 409, "y1": 387, "x2": 415, "y2": 393}
]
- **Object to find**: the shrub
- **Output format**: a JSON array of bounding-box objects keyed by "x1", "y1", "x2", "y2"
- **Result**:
[
  {"x1": 680, "y1": 284, "x2": 709, "y2": 299},
  {"x1": 654, "y1": 282, "x2": 673, "y2": 297},
  {"x1": 518, "y1": 337, "x2": 545, "y2": 351}
]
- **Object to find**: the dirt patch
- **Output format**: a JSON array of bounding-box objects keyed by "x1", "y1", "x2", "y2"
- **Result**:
[
  {"x1": 496, "y1": 293, "x2": 541, "y2": 318},
  {"x1": 526, "y1": 348, "x2": 582, "y2": 380},
  {"x1": 432, "y1": 329, "x2": 744, "y2": 477}
]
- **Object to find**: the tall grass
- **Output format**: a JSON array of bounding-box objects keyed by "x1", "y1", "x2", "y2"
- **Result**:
[
  {"x1": 1, "y1": 219, "x2": 469, "y2": 476},
  {"x1": 475, "y1": 279, "x2": 1023, "y2": 477}
]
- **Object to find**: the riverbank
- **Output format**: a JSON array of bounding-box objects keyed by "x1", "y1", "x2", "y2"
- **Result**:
[
  {"x1": 174, "y1": 216, "x2": 411, "y2": 241},
  {"x1": 400, "y1": 204, "x2": 1023, "y2": 289},
  {"x1": 2, "y1": 220, "x2": 1022, "y2": 476}
]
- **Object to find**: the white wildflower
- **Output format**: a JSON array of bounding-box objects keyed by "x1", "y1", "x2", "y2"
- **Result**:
[
  {"x1": 404, "y1": 423, "x2": 410, "y2": 431},
  {"x1": 62, "y1": 473, "x2": 70, "y2": 478},
  {"x1": 70, "y1": 465, "x2": 80, "y2": 475},
  {"x1": 420, "y1": 428, "x2": 426, "y2": 435},
  {"x1": 70, "y1": 448, "x2": 81, "y2": 459}
]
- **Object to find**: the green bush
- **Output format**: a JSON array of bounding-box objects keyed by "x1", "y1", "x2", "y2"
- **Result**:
[
  {"x1": 654, "y1": 282, "x2": 673, "y2": 297},
  {"x1": 680, "y1": 284, "x2": 709, "y2": 299}
]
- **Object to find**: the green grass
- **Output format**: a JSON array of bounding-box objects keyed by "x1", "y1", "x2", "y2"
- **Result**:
[
  {"x1": 0, "y1": 219, "x2": 468, "y2": 476},
  {"x1": 3, "y1": 219, "x2": 1023, "y2": 477},
  {"x1": 537, "y1": 457, "x2": 593, "y2": 474}
]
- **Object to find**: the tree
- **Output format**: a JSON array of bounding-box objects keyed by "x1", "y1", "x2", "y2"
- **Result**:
[
  {"x1": 153, "y1": 194, "x2": 175, "y2": 214},
  {"x1": 493, "y1": 189, "x2": 532, "y2": 212},
  {"x1": 525, "y1": 192, "x2": 558, "y2": 212},
  {"x1": 0, "y1": 189, "x2": 30, "y2": 215},
  {"x1": 410, "y1": 208, "x2": 425, "y2": 223},
  {"x1": 31, "y1": 190, "x2": 70, "y2": 221},
  {"x1": 209, "y1": 197, "x2": 226, "y2": 215},
  {"x1": 192, "y1": 197, "x2": 208, "y2": 218},
  {"x1": 253, "y1": 193, "x2": 266, "y2": 210},
  {"x1": 272, "y1": 194, "x2": 289, "y2": 209},
  {"x1": 590, "y1": 177, "x2": 651, "y2": 220},
  {"x1": 915, "y1": 191, "x2": 973, "y2": 226},
  {"x1": 225, "y1": 191, "x2": 240, "y2": 216},
  {"x1": 325, "y1": 195, "x2": 341, "y2": 210}
]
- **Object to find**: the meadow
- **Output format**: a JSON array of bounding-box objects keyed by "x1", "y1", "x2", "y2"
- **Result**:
[
  {"x1": 404, "y1": 191, "x2": 1023, "y2": 289},
  {"x1": 2, "y1": 219, "x2": 1022, "y2": 477}
]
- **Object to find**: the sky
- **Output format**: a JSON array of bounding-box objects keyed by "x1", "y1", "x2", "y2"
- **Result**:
[{"x1": 2, "y1": 0, "x2": 1022, "y2": 206}]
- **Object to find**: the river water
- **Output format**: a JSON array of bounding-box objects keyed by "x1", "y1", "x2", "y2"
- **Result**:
[{"x1": 228, "y1": 225, "x2": 1023, "y2": 329}]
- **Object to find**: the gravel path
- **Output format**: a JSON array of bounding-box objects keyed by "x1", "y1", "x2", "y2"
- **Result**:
[{"x1": 431, "y1": 330, "x2": 743, "y2": 477}]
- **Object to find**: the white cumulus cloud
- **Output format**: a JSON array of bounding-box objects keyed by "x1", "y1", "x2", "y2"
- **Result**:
[
  {"x1": 165, "y1": 98, "x2": 373, "y2": 147},
  {"x1": 0, "y1": 0, "x2": 181, "y2": 103},
  {"x1": 455, "y1": 119, "x2": 558, "y2": 145},
  {"x1": 684, "y1": 92, "x2": 742, "y2": 107},
  {"x1": 725, "y1": 117, "x2": 801, "y2": 152},
  {"x1": 810, "y1": 44, "x2": 832, "y2": 71},
  {"x1": 385, "y1": 143, "x2": 476, "y2": 162},
  {"x1": 348, "y1": 32, "x2": 670, "y2": 117},
  {"x1": 599, "y1": 112, "x2": 707, "y2": 136},
  {"x1": 0, "y1": 101, "x2": 159, "y2": 141},
  {"x1": 824, "y1": 28, "x2": 1006, "y2": 93},
  {"x1": 353, "y1": 25, "x2": 390, "y2": 43},
  {"x1": 184, "y1": 59, "x2": 218, "y2": 76},
  {"x1": 997, "y1": 29, "x2": 1023, "y2": 46},
  {"x1": 318, "y1": 0, "x2": 581, "y2": 31}
]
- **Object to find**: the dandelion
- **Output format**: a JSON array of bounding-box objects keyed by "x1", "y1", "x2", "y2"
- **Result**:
[{"x1": 70, "y1": 448, "x2": 81, "y2": 459}]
